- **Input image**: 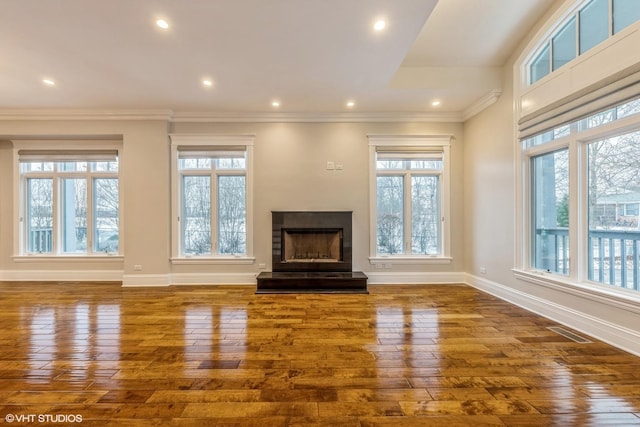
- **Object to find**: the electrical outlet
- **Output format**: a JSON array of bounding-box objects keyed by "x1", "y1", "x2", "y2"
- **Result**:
[
  {"x1": 326, "y1": 161, "x2": 335, "y2": 170},
  {"x1": 133, "y1": 264, "x2": 143, "y2": 271},
  {"x1": 480, "y1": 267, "x2": 487, "y2": 274}
]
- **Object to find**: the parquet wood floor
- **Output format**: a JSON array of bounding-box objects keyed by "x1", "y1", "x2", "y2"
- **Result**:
[{"x1": 1, "y1": 282, "x2": 640, "y2": 426}]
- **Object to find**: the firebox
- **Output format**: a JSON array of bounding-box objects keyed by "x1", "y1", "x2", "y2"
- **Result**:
[{"x1": 271, "y1": 211, "x2": 352, "y2": 272}]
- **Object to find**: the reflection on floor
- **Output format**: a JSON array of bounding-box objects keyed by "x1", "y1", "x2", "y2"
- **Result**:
[{"x1": 0, "y1": 282, "x2": 639, "y2": 426}]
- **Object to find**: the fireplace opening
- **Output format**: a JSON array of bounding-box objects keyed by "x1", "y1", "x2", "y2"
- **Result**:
[
  {"x1": 271, "y1": 211, "x2": 353, "y2": 272},
  {"x1": 283, "y1": 229, "x2": 343, "y2": 263}
]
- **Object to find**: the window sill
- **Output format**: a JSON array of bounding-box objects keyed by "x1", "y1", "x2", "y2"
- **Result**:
[
  {"x1": 369, "y1": 256, "x2": 452, "y2": 265},
  {"x1": 171, "y1": 256, "x2": 255, "y2": 265},
  {"x1": 513, "y1": 268, "x2": 640, "y2": 314},
  {"x1": 13, "y1": 254, "x2": 123, "y2": 263}
]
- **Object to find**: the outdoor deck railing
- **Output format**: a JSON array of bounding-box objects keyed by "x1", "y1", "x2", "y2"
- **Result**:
[{"x1": 536, "y1": 228, "x2": 640, "y2": 291}]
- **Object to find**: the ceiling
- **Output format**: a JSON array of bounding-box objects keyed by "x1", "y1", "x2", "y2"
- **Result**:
[{"x1": 0, "y1": 0, "x2": 556, "y2": 121}]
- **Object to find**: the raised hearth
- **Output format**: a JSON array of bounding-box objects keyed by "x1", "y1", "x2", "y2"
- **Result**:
[
  {"x1": 257, "y1": 211, "x2": 367, "y2": 293},
  {"x1": 255, "y1": 272, "x2": 368, "y2": 294}
]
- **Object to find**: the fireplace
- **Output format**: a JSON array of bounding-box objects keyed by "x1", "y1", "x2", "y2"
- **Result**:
[
  {"x1": 272, "y1": 211, "x2": 352, "y2": 272},
  {"x1": 256, "y1": 211, "x2": 367, "y2": 293}
]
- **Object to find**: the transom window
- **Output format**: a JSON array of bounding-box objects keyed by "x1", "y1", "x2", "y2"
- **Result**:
[
  {"x1": 528, "y1": 0, "x2": 640, "y2": 84},
  {"x1": 368, "y1": 136, "x2": 451, "y2": 264},
  {"x1": 17, "y1": 149, "x2": 120, "y2": 255},
  {"x1": 170, "y1": 135, "x2": 254, "y2": 262}
]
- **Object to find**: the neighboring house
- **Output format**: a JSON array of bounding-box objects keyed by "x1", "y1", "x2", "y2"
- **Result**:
[{"x1": 593, "y1": 191, "x2": 640, "y2": 228}]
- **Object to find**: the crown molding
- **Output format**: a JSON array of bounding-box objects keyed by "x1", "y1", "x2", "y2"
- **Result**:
[
  {"x1": 462, "y1": 89, "x2": 503, "y2": 121},
  {"x1": 0, "y1": 109, "x2": 468, "y2": 123},
  {"x1": 0, "y1": 109, "x2": 174, "y2": 121},
  {"x1": 171, "y1": 111, "x2": 464, "y2": 123}
]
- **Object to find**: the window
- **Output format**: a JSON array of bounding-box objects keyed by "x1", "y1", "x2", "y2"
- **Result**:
[
  {"x1": 368, "y1": 136, "x2": 451, "y2": 263},
  {"x1": 18, "y1": 149, "x2": 120, "y2": 255},
  {"x1": 579, "y1": 0, "x2": 609, "y2": 54},
  {"x1": 530, "y1": 42, "x2": 550, "y2": 84},
  {"x1": 588, "y1": 130, "x2": 640, "y2": 289},
  {"x1": 527, "y1": 0, "x2": 640, "y2": 84},
  {"x1": 531, "y1": 149, "x2": 569, "y2": 274},
  {"x1": 613, "y1": 0, "x2": 640, "y2": 33},
  {"x1": 170, "y1": 135, "x2": 254, "y2": 262},
  {"x1": 553, "y1": 17, "x2": 576, "y2": 70},
  {"x1": 521, "y1": 97, "x2": 640, "y2": 293}
]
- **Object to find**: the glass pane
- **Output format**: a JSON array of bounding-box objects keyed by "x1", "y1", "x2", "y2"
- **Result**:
[
  {"x1": 376, "y1": 160, "x2": 406, "y2": 170},
  {"x1": 62, "y1": 179, "x2": 87, "y2": 253},
  {"x1": 588, "y1": 130, "x2": 640, "y2": 290},
  {"x1": 617, "y1": 98, "x2": 640, "y2": 119},
  {"x1": 530, "y1": 43, "x2": 550, "y2": 84},
  {"x1": 179, "y1": 158, "x2": 211, "y2": 170},
  {"x1": 26, "y1": 178, "x2": 53, "y2": 253},
  {"x1": 218, "y1": 176, "x2": 246, "y2": 254},
  {"x1": 532, "y1": 149, "x2": 569, "y2": 274},
  {"x1": 376, "y1": 175, "x2": 404, "y2": 255},
  {"x1": 579, "y1": 107, "x2": 616, "y2": 130},
  {"x1": 216, "y1": 158, "x2": 246, "y2": 169},
  {"x1": 553, "y1": 17, "x2": 576, "y2": 70},
  {"x1": 93, "y1": 161, "x2": 119, "y2": 172},
  {"x1": 522, "y1": 125, "x2": 571, "y2": 149},
  {"x1": 93, "y1": 178, "x2": 119, "y2": 253},
  {"x1": 613, "y1": 0, "x2": 640, "y2": 33},
  {"x1": 61, "y1": 161, "x2": 88, "y2": 172},
  {"x1": 182, "y1": 176, "x2": 211, "y2": 255},
  {"x1": 411, "y1": 176, "x2": 440, "y2": 255},
  {"x1": 579, "y1": 0, "x2": 609, "y2": 54},
  {"x1": 410, "y1": 160, "x2": 442, "y2": 170},
  {"x1": 21, "y1": 162, "x2": 54, "y2": 173}
]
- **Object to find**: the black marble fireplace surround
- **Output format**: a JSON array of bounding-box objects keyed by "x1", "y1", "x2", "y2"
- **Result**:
[{"x1": 256, "y1": 211, "x2": 368, "y2": 293}]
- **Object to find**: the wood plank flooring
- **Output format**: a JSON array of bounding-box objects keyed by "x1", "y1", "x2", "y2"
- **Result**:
[{"x1": 1, "y1": 282, "x2": 640, "y2": 426}]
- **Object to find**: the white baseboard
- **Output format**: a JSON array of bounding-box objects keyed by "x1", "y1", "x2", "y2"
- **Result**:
[
  {"x1": 366, "y1": 271, "x2": 465, "y2": 285},
  {"x1": 171, "y1": 272, "x2": 256, "y2": 285},
  {"x1": 122, "y1": 274, "x2": 171, "y2": 287},
  {"x1": 465, "y1": 273, "x2": 640, "y2": 357},
  {"x1": 0, "y1": 269, "x2": 123, "y2": 282}
]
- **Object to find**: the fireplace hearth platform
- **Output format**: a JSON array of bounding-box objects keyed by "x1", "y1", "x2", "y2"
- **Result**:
[{"x1": 256, "y1": 271, "x2": 368, "y2": 294}]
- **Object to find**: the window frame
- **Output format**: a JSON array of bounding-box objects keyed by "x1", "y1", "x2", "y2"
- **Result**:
[
  {"x1": 169, "y1": 134, "x2": 255, "y2": 265},
  {"x1": 368, "y1": 135, "x2": 452, "y2": 265},
  {"x1": 12, "y1": 140, "x2": 123, "y2": 260},
  {"x1": 520, "y1": 98, "x2": 640, "y2": 296}
]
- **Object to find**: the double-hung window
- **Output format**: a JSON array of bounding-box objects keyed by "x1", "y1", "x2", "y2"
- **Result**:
[
  {"x1": 170, "y1": 135, "x2": 254, "y2": 262},
  {"x1": 16, "y1": 146, "x2": 120, "y2": 256},
  {"x1": 368, "y1": 135, "x2": 451, "y2": 264}
]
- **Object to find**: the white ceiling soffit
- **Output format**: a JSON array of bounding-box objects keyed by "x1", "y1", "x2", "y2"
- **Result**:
[{"x1": 0, "y1": 0, "x2": 555, "y2": 122}]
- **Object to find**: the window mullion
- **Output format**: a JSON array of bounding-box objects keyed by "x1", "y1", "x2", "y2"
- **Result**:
[
  {"x1": 211, "y1": 171, "x2": 218, "y2": 255},
  {"x1": 404, "y1": 171, "x2": 412, "y2": 255},
  {"x1": 53, "y1": 174, "x2": 60, "y2": 254},
  {"x1": 87, "y1": 174, "x2": 94, "y2": 254}
]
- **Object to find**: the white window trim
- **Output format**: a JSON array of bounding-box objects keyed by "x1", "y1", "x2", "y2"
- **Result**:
[
  {"x1": 367, "y1": 135, "x2": 452, "y2": 265},
  {"x1": 169, "y1": 134, "x2": 255, "y2": 264},
  {"x1": 12, "y1": 139, "x2": 123, "y2": 260}
]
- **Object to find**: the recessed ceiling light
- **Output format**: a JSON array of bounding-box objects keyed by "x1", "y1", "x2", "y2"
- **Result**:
[
  {"x1": 202, "y1": 79, "x2": 213, "y2": 88},
  {"x1": 374, "y1": 19, "x2": 386, "y2": 31},
  {"x1": 156, "y1": 19, "x2": 169, "y2": 29},
  {"x1": 42, "y1": 79, "x2": 56, "y2": 86},
  {"x1": 271, "y1": 100, "x2": 280, "y2": 108},
  {"x1": 346, "y1": 100, "x2": 355, "y2": 108},
  {"x1": 431, "y1": 100, "x2": 441, "y2": 107}
]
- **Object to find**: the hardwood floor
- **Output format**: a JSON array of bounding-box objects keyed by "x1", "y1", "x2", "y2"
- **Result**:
[{"x1": 1, "y1": 282, "x2": 640, "y2": 426}]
